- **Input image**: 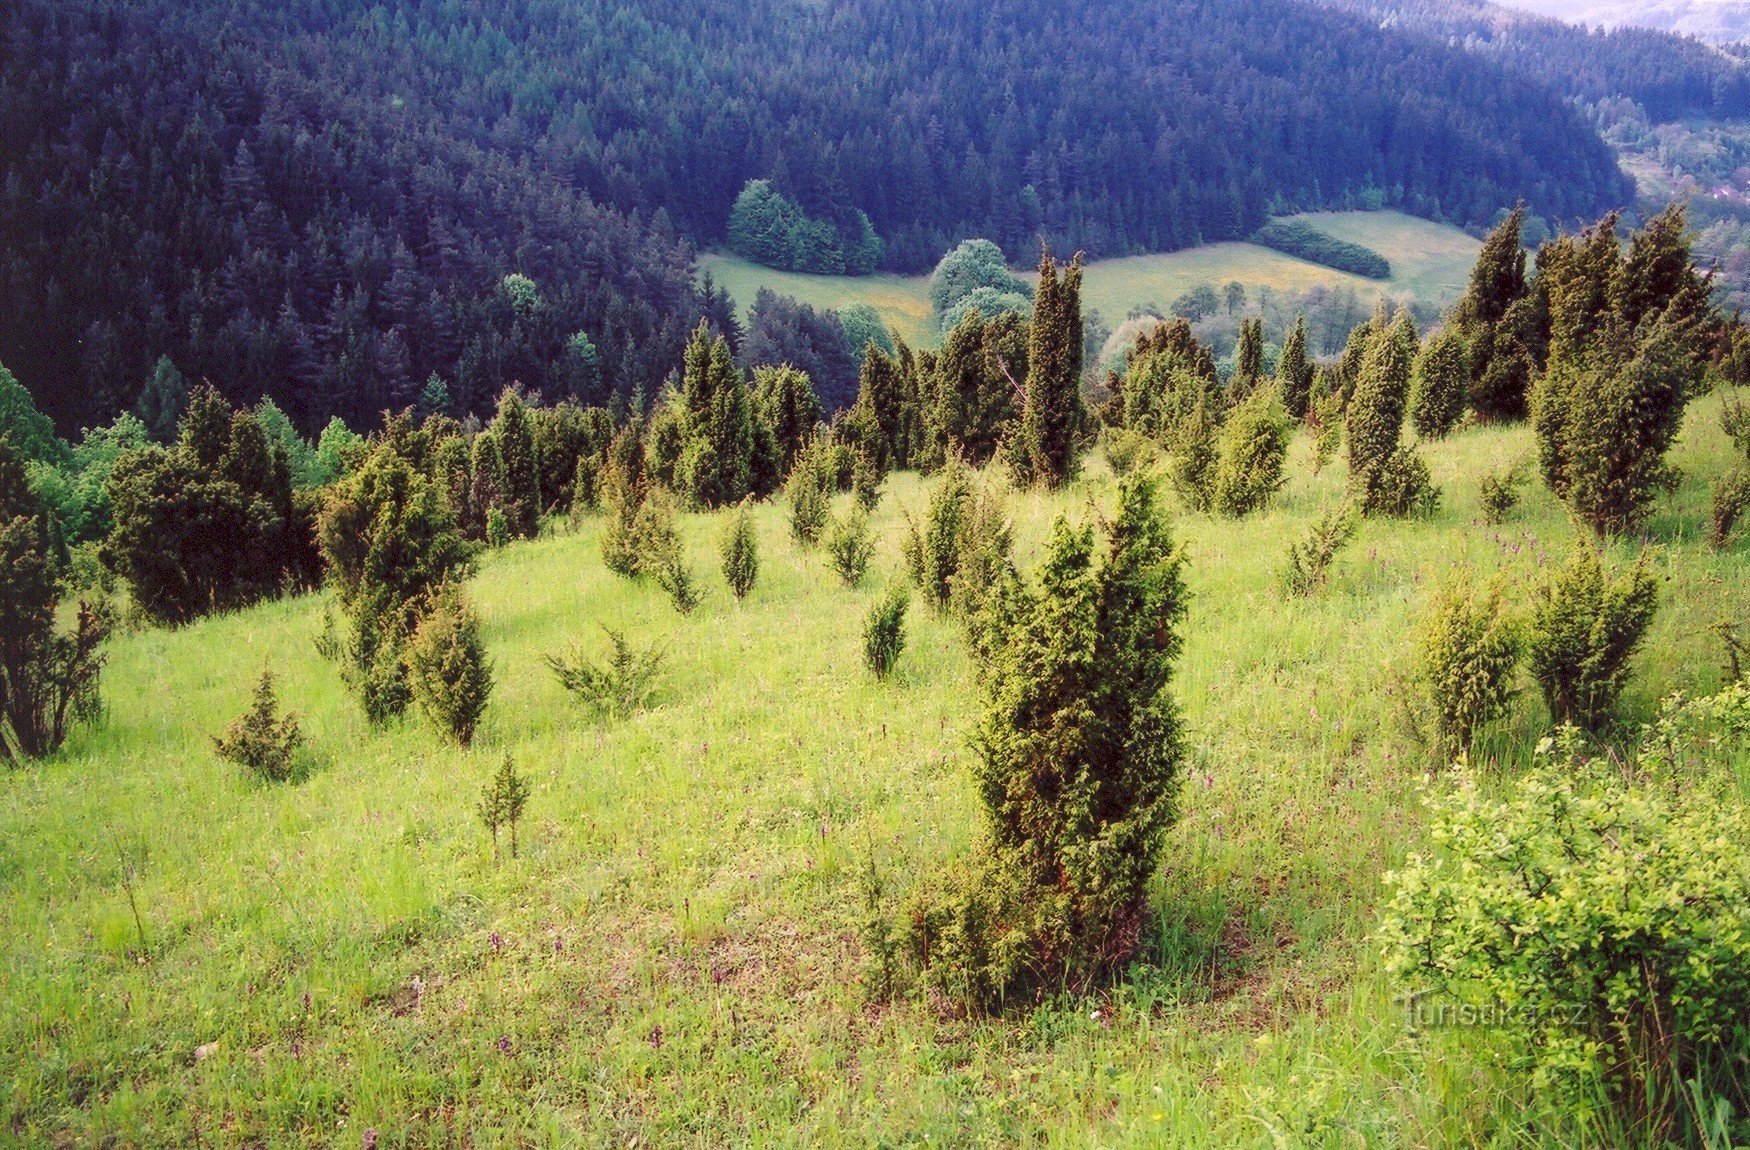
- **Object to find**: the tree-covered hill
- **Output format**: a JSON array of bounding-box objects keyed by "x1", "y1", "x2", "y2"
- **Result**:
[{"x1": 2, "y1": 0, "x2": 1632, "y2": 432}]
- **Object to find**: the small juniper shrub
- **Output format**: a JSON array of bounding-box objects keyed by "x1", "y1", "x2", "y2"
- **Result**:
[
  {"x1": 900, "y1": 473, "x2": 1188, "y2": 1011},
  {"x1": 1211, "y1": 387, "x2": 1289, "y2": 517},
  {"x1": 852, "y1": 449, "x2": 885, "y2": 513},
  {"x1": 656, "y1": 552, "x2": 700, "y2": 614},
  {"x1": 1101, "y1": 427, "x2": 1157, "y2": 476},
  {"x1": 1527, "y1": 541, "x2": 1658, "y2": 732},
  {"x1": 1368, "y1": 444, "x2": 1440, "y2": 518},
  {"x1": 1165, "y1": 397, "x2": 1220, "y2": 513},
  {"x1": 720, "y1": 504, "x2": 759, "y2": 599},
  {"x1": 476, "y1": 753, "x2": 531, "y2": 860},
  {"x1": 213, "y1": 666, "x2": 304, "y2": 782},
  {"x1": 1283, "y1": 503, "x2": 1358, "y2": 597},
  {"x1": 1408, "y1": 326, "x2": 1467, "y2": 440},
  {"x1": 787, "y1": 438, "x2": 833, "y2": 547},
  {"x1": 630, "y1": 488, "x2": 698, "y2": 613},
  {"x1": 405, "y1": 583, "x2": 493, "y2": 747},
  {"x1": 902, "y1": 454, "x2": 973, "y2": 609},
  {"x1": 946, "y1": 487, "x2": 1016, "y2": 666},
  {"x1": 1711, "y1": 468, "x2": 1750, "y2": 548},
  {"x1": 1412, "y1": 578, "x2": 1519, "y2": 753},
  {"x1": 825, "y1": 505, "x2": 874, "y2": 588},
  {"x1": 599, "y1": 438, "x2": 645, "y2": 577},
  {"x1": 485, "y1": 507, "x2": 510, "y2": 549},
  {"x1": 1309, "y1": 389, "x2": 1343, "y2": 475},
  {"x1": 1478, "y1": 463, "x2": 1526, "y2": 525},
  {"x1": 862, "y1": 587, "x2": 908, "y2": 680},
  {"x1": 1382, "y1": 717, "x2": 1750, "y2": 1144},
  {"x1": 547, "y1": 627, "x2": 664, "y2": 719}
]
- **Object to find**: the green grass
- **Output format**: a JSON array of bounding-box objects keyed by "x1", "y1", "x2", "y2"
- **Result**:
[
  {"x1": 3, "y1": 395, "x2": 1748, "y2": 1146},
  {"x1": 701, "y1": 211, "x2": 1482, "y2": 348}
]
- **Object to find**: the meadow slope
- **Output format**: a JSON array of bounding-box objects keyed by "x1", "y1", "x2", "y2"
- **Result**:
[
  {"x1": 2, "y1": 396, "x2": 1747, "y2": 1147},
  {"x1": 700, "y1": 212, "x2": 1483, "y2": 348}
]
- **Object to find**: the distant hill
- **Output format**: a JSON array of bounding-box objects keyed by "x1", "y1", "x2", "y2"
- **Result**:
[
  {"x1": 1310, "y1": 0, "x2": 1750, "y2": 117},
  {"x1": 1492, "y1": 0, "x2": 1750, "y2": 44},
  {"x1": 3, "y1": 0, "x2": 1632, "y2": 431}
]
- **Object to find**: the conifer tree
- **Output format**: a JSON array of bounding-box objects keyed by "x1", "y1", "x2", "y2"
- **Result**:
[
  {"x1": 903, "y1": 454, "x2": 974, "y2": 608},
  {"x1": 213, "y1": 666, "x2": 303, "y2": 782},
  {"x1": 752, "y1": 365, "x2": 821, "y2": 484},
  {"x1": 1459, "y1": 206, "x2": 1527, "y2": 330},
  {"x1": 1276, "y1": 316, "x2": 1314, "y2": 420},
  {"x1": 1211, "y1": 387, "x2": 1290, "y2": 517},
  {"x1": 1010, "y1": 250, "x2": 1084, "y2": 488},
  {"x1": 407, "y1": 583, "x2": 493, "y2": 747},
  {"x1": 849, "y1": 344, "x2": 908, "y2": 471},
  {"x1": 673, "y1": 321, "x2": 757, "y2": 508},
  {"x1": 1232, "y1": 317, "x2": 1264, "y2": 398},
  {"x1": 490, "y1": 388, "x2": 541, "y2": 538},
  {"x1": 787, "y1": 438, "x2": 833, "y2": 546},
  {"x1": 1345, "y1": 313, "x2": 1429, "y2": 515},
  {"x1": 467, "y1": 433, "x2": 504, "y2": 540},
  {"x1": 1410, "y1": 327, "x2": 1468, "y2": 439},
  {"x1": 1527, "y1": 543, "x2": 1658, "y2": 731},
  {"x1": 135, "y1": 356, "x2": 188, "y2": 443},
  {"x1": 477, "y1": 754, "x2": 531, "y2": 859}
]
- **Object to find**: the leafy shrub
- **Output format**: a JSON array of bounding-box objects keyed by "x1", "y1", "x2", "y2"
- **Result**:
[
  {"x1": 1250, "y1": 220, "x2": 1390, "y2": 279},
  {"x1": 1711, "y1": 466, "x2": 1750, "y2": 549},
  {"x1": 862, "y1": 586, "x2": 908, "y2": 680},
  {"x1": 1211, "y1": 388, "x2": 1289, "y2": 517},
  {"x1": 720, "y1": 505, "x2": 759, "y2": 599},
  {"x1": 901, "y1": 474, "x2": 1188, "y2": 1011},
  {"x1": 1527, "y1": 543, "x2": 1658, "y2": 732},
  {"x1": 406, "y1": 584, "x2": 493, "y2": 747},
  {"x1": 477, "y1": 754, "x2": 532, "y2": 860},
  {"x1": 1381, "y1": 730, "x2": 1750, "y2": 1142},
  {"x1": 1283, "y1": 503, "x2": 1358, "y2": 597},
  {"x1": 1478, "y1": 464, "x2": 1525, "y2": 525},
  {"x1": 1412, "y1": 579, "x2": 1519, "y2": 751},
  {"x1": 825, "y1": 505, "x2": 874, "y2": 588},
  {"x1": 547, "y1": 628, "x2": 664, "y2": 719},
  {"x1": 213, "y1": 666, "x2": 303, "y2": 782}
]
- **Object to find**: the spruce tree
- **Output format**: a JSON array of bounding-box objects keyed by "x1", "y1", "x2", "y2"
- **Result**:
[
  {"x1": 490, "y1": 388, "x2": 542, "y2": 538},
  {"x1": 1276, "y1": 316, "x2": 1314, "y2": 420},
  {"x1": 1010, "y1": 250, "x2": 1084, "y2": 488}
]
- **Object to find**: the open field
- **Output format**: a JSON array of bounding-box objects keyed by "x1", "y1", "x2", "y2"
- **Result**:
[
  {"x1": 3, "y1": 394, "x2": 1747, "y2": 1146},
  {"x1": 700, "y1": 211, "x2": 1483, "y2": 348}
]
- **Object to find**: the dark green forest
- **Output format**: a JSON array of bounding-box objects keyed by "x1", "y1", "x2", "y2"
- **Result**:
[{"x1": 2, "y1": 0, "x2": 1635, "y2": 434}]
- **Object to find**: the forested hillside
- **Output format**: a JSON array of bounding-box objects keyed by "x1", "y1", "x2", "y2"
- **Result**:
[
  {"x1": 2, "y1": 0, "x2": 1631, "y2": 433},
  {"x1": 1313, "y1": 0, "x2": 1750, "y2": 119}
]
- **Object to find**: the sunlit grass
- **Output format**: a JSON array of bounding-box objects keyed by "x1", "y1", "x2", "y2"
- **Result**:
[{"x1": 1, "y1": 393, "x2": 1745, "y2": 1146}]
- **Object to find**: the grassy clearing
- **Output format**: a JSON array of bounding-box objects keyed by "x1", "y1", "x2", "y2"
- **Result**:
[
  {"x1": 700, "y1": 211, "x2": 1482, "y2": 348},
  {"x1": 2, "y1": 394, "x2": 1746, "y2": 1147}
]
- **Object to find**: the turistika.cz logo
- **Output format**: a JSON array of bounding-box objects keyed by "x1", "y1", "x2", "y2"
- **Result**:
[{"x1": 1401, "y1": 989, "x2": 1586, "y2": 1034}]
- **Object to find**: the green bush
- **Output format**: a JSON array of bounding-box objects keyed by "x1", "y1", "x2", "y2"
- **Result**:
[
  {"x1": 1308, "y1": 387, "x2": 1343, "y2": 475},
  {"x1": 1366, "y1": 444, "x2": 1440, "y2": 519},
  {"x1": 1165, "y1": 397, "x2": 1220, "y2": 514},
  {"x1": 787, "y1": 439, "x2": 833, "y2": 547},
  {"x1": 485, "y1": 506, "x2": 510, "y2": 549},
  {"x1": 1527, "y1": 543, "x2": 1658, "y2": 732},
  {"x1": 862, "y1": 587, "x2": 908, "y2": 680},
  {"x1": 1250, "y1": 220, "x2": 1390, "y2": 279},
  {"x1": 1478, "y1": 464, "x2": 1525, "y2": 525},
  {"x1": 852, "y1": 450, "x2": 884, "y2": 513},
  {"x1": 1100, "y1": 427, "x2": 1158, "y2": 476},
  {"x1": 212, "y1": 666, "x2": 303, "y2": 782},
  {"x1": 1211, "y1": 388, "x2": 1289, "y2": 517},
  {"x1": 1408, "y1": 327, "x2": 1467, "y2": 440},
  {"x1": 547, "y1": 628, "x2": 664, "y2": 719},
  {"x1": 406, "y1": 584, "x2": 493, "y2": 747},
  {"x1": 1412, "y1": 579, "x2": 1519, "y2": 751},
  {"x1": 825, "y1": 505, "x2": 874, "y2": 589},
  {"x1": 1381, "y1": 726, "x2": 1750, "y2": 1142},
  {"x1": 720, "y1": 505, "x2": 759, "y2": 599},
  {"x1": 1711, "y1": 466, "x2": 1750, "y2": 549},
  {"x1": 902, "y1": 454, "x2": 974, "y2": 608},
  {"x1": 1283, "y1": 503, "x2": 1358, "y2": 597},
  {"x1": 901, "y1": 474, "x2": 1188, "y2": 1011}
]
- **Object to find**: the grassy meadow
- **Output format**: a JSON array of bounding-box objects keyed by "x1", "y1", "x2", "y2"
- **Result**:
[
  {"x1": 699, "y1": 211, "x2": 1483, "y2": 347},
  {"x1": 3, "y1": 393, "x2": 1748, "y2": 1147}
]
